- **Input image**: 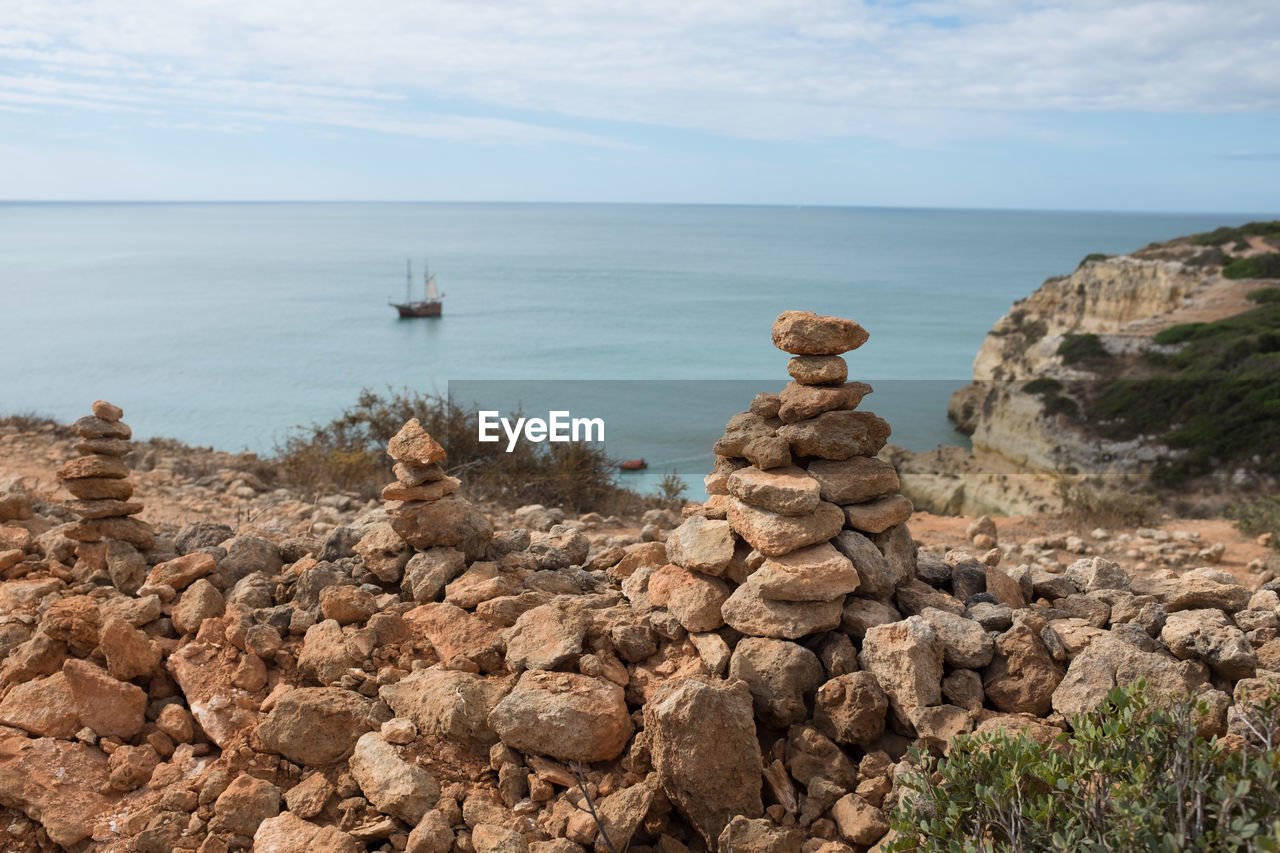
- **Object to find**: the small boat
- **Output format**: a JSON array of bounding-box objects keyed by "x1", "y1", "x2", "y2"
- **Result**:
[
  {"x1": 390, "y1": 259, "x2": 444, "y2": 318},
  {"x1": 619, "y1": 459, "x2": 647, "y2": 471}
]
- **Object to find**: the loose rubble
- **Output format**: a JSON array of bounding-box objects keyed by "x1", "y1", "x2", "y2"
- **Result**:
[{"x1": 0, "y1": 314, "x2": 1278, "y2": 853}]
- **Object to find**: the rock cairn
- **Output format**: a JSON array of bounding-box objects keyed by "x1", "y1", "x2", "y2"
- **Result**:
[{"x1": 57, "y1": 400, "x2": 155, "y2": 552}]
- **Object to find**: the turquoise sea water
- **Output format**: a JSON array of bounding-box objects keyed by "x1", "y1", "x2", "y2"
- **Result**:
[{"x1": 0, "y1": 203, "x2": 1265, "y2": 493}]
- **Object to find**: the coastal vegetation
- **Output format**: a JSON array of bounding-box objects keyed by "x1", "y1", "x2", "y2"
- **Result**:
[
  {"x1": 1229, "y1": 496, "x2": 1280, "y2": 551},
  {"x1": 890, "y1": 683, "x2": 1280, "y2": 852},
  {"x1": 1087, "y1": 300, "x2": 1280, "y2": 486},
  {"x1": 274, "y1": 388, "x2": 638, "y2": 513},
  {"x1": 1056, "y1": 332, "x2": 1109, "y2": 365}
]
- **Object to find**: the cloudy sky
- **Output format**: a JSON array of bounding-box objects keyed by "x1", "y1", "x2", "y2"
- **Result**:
[{"x1": 2, "y1": 0, "x2": 1278, "y2": 209}]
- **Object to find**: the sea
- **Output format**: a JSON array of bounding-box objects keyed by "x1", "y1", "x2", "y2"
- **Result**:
[{"x1": 0, "y1": 203, "x2": 1267, "y2": 495}]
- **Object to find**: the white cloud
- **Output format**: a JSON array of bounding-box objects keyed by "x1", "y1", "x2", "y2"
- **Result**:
[{"x1": 1, "y1": 0, "x2": 1278, "y2": 146}]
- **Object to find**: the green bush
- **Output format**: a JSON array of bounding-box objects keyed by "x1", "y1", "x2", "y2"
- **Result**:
[
  {"x1": 1190, "y1": 221, "x2": 1280, "y2": 247},
  {"x1": 1057, "y1": 333, "x2": 1109, "y2": 364},
  {"x1": 889, "y1": 683, "x2": 1280, "y2": 852},
  {"x1": 274, "y1": 388, "x2": 643, "y2": 513},
  {"x1": 1249, "y1": 288, "x2": 1280, "y2": 304},
  {"x1": 1228, "y1": 496, "x2": 1280, "y2": 550},
  {"x1": 1077, "y1": 252, "x2": 1109, "y2": 269},
  {"x1": 1022, "y1": 378, "x2": 1063, "y2": 395},
  {"x1": 1088, "y1": 303, "x2": 1280, "y2": 485},
  {"x1": 1224, "y1": 254, "x2": 1280, "y2": 280},
  {"x1": 1041, "y1": 394, "x2": 1078, "y2": 418}
]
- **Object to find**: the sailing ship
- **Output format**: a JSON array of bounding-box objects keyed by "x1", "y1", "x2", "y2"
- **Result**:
[{"x1": 390, "y1": 259, "x2": 444, "y2": 318}]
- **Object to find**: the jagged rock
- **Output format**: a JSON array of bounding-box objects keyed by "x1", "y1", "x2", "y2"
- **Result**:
[
  {"x1": 808, "y1": 456, "x2": 900, "y2": 505},
  {"x1": 401, "y1": 547, "x2": 467, "y2": 603},
  {"x1": 504, "y1": 600, "x2": 588, "y2": 671},
  {"x1": 777, "y1": 381, "x2": 873, "y2": 424},
  {"x1": 841, "y1": 596, "x2": 901, "y2": 639},
  {"x1": 722, "y1": 573, "x2": 844, "y2": 639},
  {"x1": 388, "y1": 419, "x2": 447, "y2": 465},
  {"x1": 776, "y1": 410, "x2": 891, "y2": 461},
  {"x1": 772, "y1": 311, "x2": 869, "y2": 355},
  {"x1": 841, "y1": 494, "x2": 913, "y2": 535},
  {"x1": 254, "y1": 812, "x2": 361, "y2": 853},
  {"x1": 593, "y1": 777, "x2": 658, "y2": 852},
  {"x1": 729, "y1": 637, "x2": 825, "y2": 728},
  {"x1": 212, "y1": 775, "x2": 281, "y2": 836},
  {"x1": 982, "y1": 615, "x2": 1063, "y2": 716},
  {"x1": 830, "y1": 794, "x2": 889, "y2": 846},
  {"x1": 750, "y1": 542, "x2": 859, "y2": 602},
  {"x1": 832, "y1": 530, "x2": 901, "y2": 599},
  {"x1": 0, "y1": 735, "x2": 121, "y2": 847},
  {"x1": 144, "y1": 552, "x2": 215, "y2": 591},
  {"x1": 1148, "y1": 571, "x2": 1252, "y2": 613},
  {"x1": 488, "y1": 671, "x2": 633, "y2": 763},
  {"x1": 648, "y1": 564, "x2": 730, "y2": 632},
  {"x1": 99, "y1": 616, "x2": 161, "y2": 680},
  {"x1": 528, "y1": 524, "x2": 590, "y2": 569},
  {"x1": 61, "y1": 658, "x2": 146, "y2": 738},
  {"x1": 391, "y1": 496, "x2": 493, "y2": 561},
  {"x1": 727, "y1": 465, "x2": 822, "y2": 516},
  {"x1": 381, "y1": 668, "x2": 511, "y2": 746},
  {"x1": 1052, "y1": 630, "x2": 1211, "y2": 717},
  {"x1": 171, "y1": 578, "x2": 225, "y2": 635},
  {"x1": 406, "y1": 602, "x2": 502, "y2": 671},
  {"x1": 218, "y1": 535, "x2": 282, "y2": 586},
  {"x1": 382, "y1": 476, "x2": 460, "y2": 502},
  {"x1": 727, "y1": 498, "x2": 844, "y2": 557},
  {"x1": 257, "y1": 686, "x2": 374, "y2": 765},
  {"x1": 645, "y1": 677, "x2": 763, "y2": 847},
  {"x1": 354, "y1": 522, "x2": 412, "y2": 582},
  {"x1": 175, "y1": 521, "x2": 234, "y2": 554},
  {"x1": 859, "y1": 616, "x2": 943, "y2": 729},
  {"x1": 785, "y1": 723, "x2": 858, "y2": 790},
  {"x1": 298, "y1": 619, "x2": 364, "y2": 685},
  {"x1": 788, "y1": 355, "x2": 848, "y2": 385},
  {"x1": 1066, "y1": 557, "x2": 1131, "y2": 593},
  {"x1": 350, "y1": 731, "x2": 440, "y2": 825},
  {"x1": 718, "y1": 815, "x2": 804, "y2": 852},
  {"x1": 919, "y1": 607, "x2": 994, "y2": 668},
  {"x1": 1160, "y1": 609, "x2": 1257, "y2": 680},
  {"x1": 813, "y1": 672, "x2": 889, "y2": 747}
]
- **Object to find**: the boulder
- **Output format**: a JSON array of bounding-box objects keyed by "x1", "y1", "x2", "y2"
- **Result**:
[
  {"x1": 842, "y1": 494, "x2": 913, "y2": 535},
  {"x1": 1160, "y1": 609, "x2": 1257, "y2": 680},
  {"x1": 787, "y1": 355, "x2": 848, "y2": 385},
  {"x1": 727, "y1": 498, "x2": 844, "y2": 557},
  {"x1": 391, "y1": 496, "x2": 493, "y2": 561},
  {"x1": 982, "y1": 616, "x2": 1064, "y2": 716},
  {"x1": 775, "y1": 411, "x2": 891, "y2": 460},
  {"x1": 257, "y1": 687, "x2": 374, "y2": 765},
  {"x1": 62, "y1": 658, "x2": 146, "y2": 738},
  {"x1": 777, "y1": 381, "x2": 873, "y2": 424},
  {"x1": 212, "y1": 775, "x2": 281, "y2": 836},
  {"x1": 858, "y1": 617, "x2": 943, "y2": 729},
  {"x1": 831, "y1": 794, "x2": 890, "y2": 846},
  {"x1": 771, "y1": 311, "x2": 869, "y2": 355},
  {"x1": 813, "y1": 672, "x2": 889, "y2": 747},
  {"x1": 727, "y1": 466, "x2": 822, "y2": 516},
  {"x1": 832, "y1": 530, "x2": 902, "y2": 599},
  {"x1": 387, "y1": 419, "x2": 447, "y2": 465},
  {"x1": 728, "y1": 637, "x2": 825, "y2": 728},
  {"x1": 144, "y1": 552, "x2": 215, "y2": 591},
  {"x1": 353, "y1": 522, "x2": 412, "y2": 582},
  {"x1": 645, "y1": 678, "x2": 763, "y2": 847},
  {"x1": 919, "y1": 607, "x2": 994, "y2": 669},
  {"x1": 488, "y1": 671, "x2": 633, "y2": 763},
  {"x1": 718, "y1": 815, "x2": 804, "y2": 853},
  {"x1": 750, "y1": 542, "x2": 859, "y2": 601},
  {"x1": 401, "y1": 547, "x2": 467, "y2": 603},
  {"x1": 504, "y1": 600, "x2": 588, "y2": 671},
  {"x1": 380, "y1": 668, "x2": 511, "y2": 746},
  {"x1": 722, "y1": 574, "x2": 844, "y2": 639},
  {"x1": 1065, "y1": 557, "x2": 1131, "y2": 593},
  {"x1": 1052, "y1": 630, "x2": 1211, "y2": 718},
  {"x1": 648, "y1": 564, "x2": 730, "y2": 632},
  {"x1": 254, "y1": 812, "x2": 361, "y2": 853},
  {"x1": 807, "y1": 456, "x2": 900, "y2": 505},
  {"x1": 350, "y1": 731, "x2": 440, "y2": 825},
  {"x1": 0, "y1": 735, "x2": 121, "y2": 847}
]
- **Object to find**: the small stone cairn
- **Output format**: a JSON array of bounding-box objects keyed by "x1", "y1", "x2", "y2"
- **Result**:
[
  {"x1": 56, "y1": 400, "x2": 155, "y2": 551},
  {"x1": 653, "y1": 310, "x2": 927, "y2": 732},
  {"x1": 375, "y1": 418, "x2": 492, "y2": 564}
]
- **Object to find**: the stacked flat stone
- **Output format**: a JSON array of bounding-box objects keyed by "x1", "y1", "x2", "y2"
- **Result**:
[
  {"x1": 57, "y1": 400, "x2": 155, "y2": 551},
  {"x1": 648, "y1": 311, "x2": 918, "y2": 732},
  {"x1": 379, "y1": 419, "x2": 491, "y2": 562}
]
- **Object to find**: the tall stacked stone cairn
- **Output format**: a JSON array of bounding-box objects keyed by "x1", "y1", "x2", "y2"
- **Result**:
[{"x1": 57, "y1": 400, "x2": 155, "y2": 552}]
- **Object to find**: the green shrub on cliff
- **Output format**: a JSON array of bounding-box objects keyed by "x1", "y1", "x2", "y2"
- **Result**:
[
  {"x1": 1249, "y1": 288, "x2": 1280, "y2": 304},
  {"x1": 1057, "y1": 333, "x2": 1108, "y2": 364},
  {"x1": 888, "y1": 683, "x2": 1280, "y2": 852},
  {"x1": 1224, "y1": 254, "x2": 1280, "y2": 280},
  {"x1": 1190, "y1": 221, "x2": 1280, "y2": 247},
  {"x1": 275, "y1": 388, "x2": 636, "y2": 512},
  {"x1": 1088, "y1": 302, "x2": 1280, "y2": 485}
]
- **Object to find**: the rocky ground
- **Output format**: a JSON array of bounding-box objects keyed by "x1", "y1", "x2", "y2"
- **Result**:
[{"x1": 1, "y1": 368, "x2": 1278, "y2": 851}]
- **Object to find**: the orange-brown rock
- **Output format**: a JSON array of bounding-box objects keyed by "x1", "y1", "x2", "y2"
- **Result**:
[
  {"x1": 488, "y1": 670, "x2": 634, "y2": 763},
  {"x1": 57, "y1": 454, "x2": 128, "y2": 481},
  {"x1": 61, "y1": 477, "x2": 134, "y2": 500},
  {"x1": 381, "y1": 475, "x2": 460, "y2": 502},
  {"x1": 65, "y1": 517, "x2": 155, "y2": 550},
  {"x1": 393, "y1": 461, "x2": 446, "y2": 486},
  {"x1": 389, "y1": 495, "x2": 492, "y2": 560},
  {"x1": 144, "y1": 552, "x2": 216, "y2": 591},
  {"x1": 776, "y1": 410, "x2": 891, "y2": 460},
  {"x1": 387, "y1": 418, "x2": 447, "y2": 466},
  {"x1": 727, "y1": 498, "x2": 844, "y2": 557},
  {"x1": 91, "y1": 400, "x2": 124, "y2": 421},
  {"x1": 72, "y1": 415, "x2": 131, "y2": 440},
  {"x1": 772, "y1": 311, "x2": 869, "y2": 356},
  {"x1": 0, "y1": 735, "x2": 122, "y2": 847},
  {"x1": 72, "y1": 437, "x2": 131, "y2": 456},
  {"x1": 777, "y1": 381, "x2": 873, "y2": 424},
  {"x1": 787, "y1": 355, "x2": 848, "y2": 385},
  {"x1": 64, "y1": 498, "x2": 143, "y2": 519}
]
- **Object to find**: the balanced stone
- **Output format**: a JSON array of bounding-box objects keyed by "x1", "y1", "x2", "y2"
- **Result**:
[
  {"x1": 62, "y1": 478, "x2": 135, "y2": 501},
  {"x1": 57, "y1": 455, "x2": 128, "y2": 481},
  {"x1": 776, "y1": 410, "x2": 891, "y2": 460},
  {"x1": 65, "y1": 500, "x2": 143, "y2": 520},
  {"x1": 778, "y1": 381, "x2": 872, "y2": 424},
  {"x1": 807, "y1": 457, "x2": 899, "y2": 505},
  {"x1": 727, "y1": 499, "x2": 844, "y2": 557},
  {"x1": 387, "y1": 419, "x2": 447, "y2": 466},
  {"x1": 72, "y1": 438, "x2": 130, "y2": 457},
  {"x1": 842, "y1": 494, "x2": 914, "y2": 534},
  {"x1": 748, "y1": 393, "x2": 781, "y2": 418},
  {"x1": 392, "y1": 462, "x2": 446, "y2": 487},
  {"x1": 72, "y1": 416, "x2": 131, "y2": 441},
  {"x1": 726, "y1": 466, "x2": 822, "y2": 517},
  {"x1": 750, "y1": 542, "x2": 860, "y2": 601},
  {"x1": 721, "y1": 575, "x2": 845, "y2": 639},
  {"x1": 91, "y1": 400, "x2": 124, "y2": 421},
  {"x1": 772, "y1": 311, "x2": 869, "y2": 356},
  {"x1": 381, "y1": 477, "x2": 460, "y2": 502},
  {"x1": 787, "y1": 355, "x2": 847, "y2": 386},
  {"x1": 66, "y1": 517, "x2": 155, "y2": 551}
]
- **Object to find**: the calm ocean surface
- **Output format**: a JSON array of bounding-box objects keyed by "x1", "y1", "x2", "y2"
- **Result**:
[{"x1": 0, "y1": 203, "x2": 1262, "y2": 494}]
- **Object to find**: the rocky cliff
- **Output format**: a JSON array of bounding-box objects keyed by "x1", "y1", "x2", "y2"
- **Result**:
[{"x1": 900, "y1": 226, "x2": 1280, "y2": 516}]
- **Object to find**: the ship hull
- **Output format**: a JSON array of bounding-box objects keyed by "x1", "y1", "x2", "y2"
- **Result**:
[{"x1": 392, "y1": 301, "x2": 443, "y2": 318}]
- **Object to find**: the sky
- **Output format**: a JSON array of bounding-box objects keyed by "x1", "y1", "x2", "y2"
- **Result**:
[{"x1": 1, "y1": 0, "x2": 1279, "y2": 210}]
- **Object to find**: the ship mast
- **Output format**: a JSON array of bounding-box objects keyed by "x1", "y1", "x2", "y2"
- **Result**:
[{"x1": 405, "y1": 258, "x2": 412, "y2": 302}]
